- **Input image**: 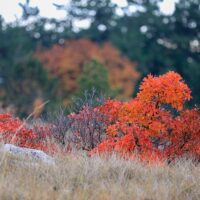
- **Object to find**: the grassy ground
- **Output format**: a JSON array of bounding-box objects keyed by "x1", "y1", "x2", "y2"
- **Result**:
[{"x1": 0, "y1": 151, "x2": 200, "y2": 200}]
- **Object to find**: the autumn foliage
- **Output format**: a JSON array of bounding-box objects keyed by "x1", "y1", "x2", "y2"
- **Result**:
[
  {"x1": 36, "y1": 39, "x2": 140, "y2": 99},
  {"x1": 1, "y1": 71, "x2": 200, "y2": 162},
  {"x1": 91, "y1": 71, "x2": 200, "y2": 162},
  {"x1": 0, "y1": 113, "x2": 56, "y2": 154}
]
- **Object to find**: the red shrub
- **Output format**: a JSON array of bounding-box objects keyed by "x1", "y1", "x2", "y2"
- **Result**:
[
  {"x1": 91, "y1": 71, "x2": 200, "y2": 162},
  {"x1": 0, "y1": 113, "x2": 57, "y2": 154},
  {"x1": 166, "y1": 108, "x2": 200, "y2": 160}
]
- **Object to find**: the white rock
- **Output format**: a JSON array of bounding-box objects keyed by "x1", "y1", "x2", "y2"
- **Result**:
[{"x1": 0, "y1": 144, "x2": 55, "y2": 165}]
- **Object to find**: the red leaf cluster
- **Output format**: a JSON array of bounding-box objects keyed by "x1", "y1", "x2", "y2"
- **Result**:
[
  {"x1": 91, "y1": 71, "x2": 200, "y2": 162},
  {"x1": 0, "y1": 114, "x2": 56, "y2": 154}
]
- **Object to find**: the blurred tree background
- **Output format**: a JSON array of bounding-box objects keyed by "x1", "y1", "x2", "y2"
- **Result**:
[{"x1": 0, "y1": 0, "x2": 199, "y2": 117}]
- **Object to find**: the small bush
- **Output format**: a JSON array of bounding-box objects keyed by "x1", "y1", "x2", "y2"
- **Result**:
[
  {"x1": 91, "y1": 71, "x2": 200, "y2": 162},
  {"x1": 68, "y1": 105, "x2": 108, "y2": 151}
]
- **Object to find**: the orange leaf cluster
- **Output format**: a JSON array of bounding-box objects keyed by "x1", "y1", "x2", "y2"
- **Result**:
[
  {"x1": 91, "y1": 71, "x2": 200, "y2": 162},
  {"x1": 36, "y1": 39, "x2": 140, "y2": 99},
  {"x1": 137, "y1": 71, "x2": 191, "y2": 110}
]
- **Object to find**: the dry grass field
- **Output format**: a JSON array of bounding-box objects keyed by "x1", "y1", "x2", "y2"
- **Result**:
[{"x1": 0, "y1": 151, "x2": 200, "y2": 200}]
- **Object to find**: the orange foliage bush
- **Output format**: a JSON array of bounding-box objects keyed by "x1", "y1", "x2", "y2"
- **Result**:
[
  {"x1": 91, "y1": 71, "x2": 200, "y2": 162},
  {"x1": 36, "y1": 39, "x2": 140, "y2": 98}
]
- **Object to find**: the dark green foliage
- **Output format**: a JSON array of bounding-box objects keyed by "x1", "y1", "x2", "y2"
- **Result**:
[
  {"x1": 0, "y1": 16, "x2": 70, "y2": 116},
  {"x1": 71, "y1": 0, "x2": 200, "y2": 105},
  {"x1": 76, "y1": 60, "x2": 119, "y2": 99},
  {"x1": 0, "y1": 0, "x2": 199, "y2": 116},
  {"x1": 77, "y1": 60, "x2": 110, "y2": 95},
  {"x1": 0, "y1": 55, "x2": 59, "y2": 117},
  {"x1": 68, "y1": 0, "x2": 117, "y2": 41}
]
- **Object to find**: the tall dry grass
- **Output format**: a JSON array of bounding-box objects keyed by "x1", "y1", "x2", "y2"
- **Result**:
[{"x1": 0, "y1": 151, "x2": 200, "y2": 200}]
